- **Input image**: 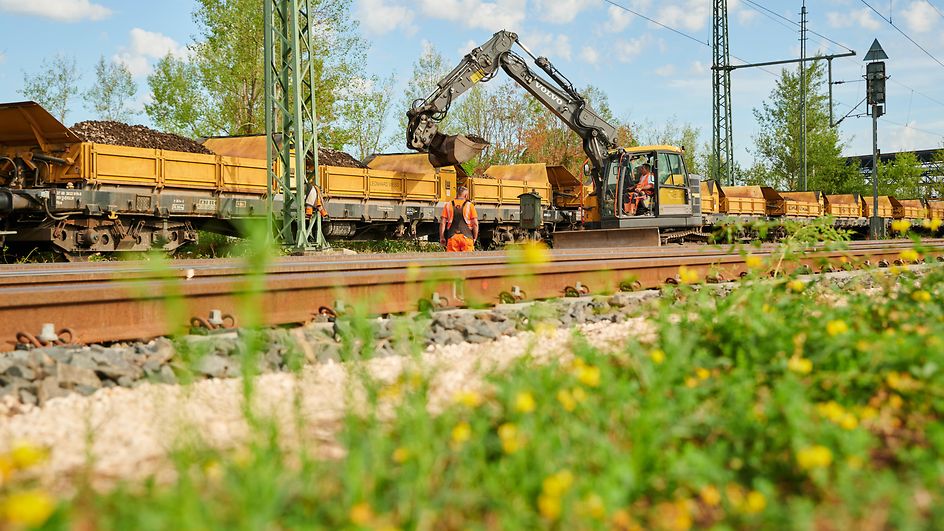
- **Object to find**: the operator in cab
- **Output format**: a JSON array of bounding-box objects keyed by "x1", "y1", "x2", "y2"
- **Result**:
[
  {"x1": 440, "y1": 186, "x2": 479, "y2": 252},
  {"x1": 625, "y1": 163, "x2": 655, "y2": 216}
]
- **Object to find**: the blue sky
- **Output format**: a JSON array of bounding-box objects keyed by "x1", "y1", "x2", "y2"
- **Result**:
[{"x1": 2, "y1": 0, "x2": 944, "y2": 166}]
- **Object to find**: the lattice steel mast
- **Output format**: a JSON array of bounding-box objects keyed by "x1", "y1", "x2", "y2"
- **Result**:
[
  {"x1": 264, "y1": 0, "x2": 327, "y2": 250},
  {"x1": 712, "y1": 0, "x2": 735, "y2": 186}
]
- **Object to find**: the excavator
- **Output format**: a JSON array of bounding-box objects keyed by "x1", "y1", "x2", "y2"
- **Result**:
[{"x1": 406, "y1": 30, "x2": 703, "y2": 247}]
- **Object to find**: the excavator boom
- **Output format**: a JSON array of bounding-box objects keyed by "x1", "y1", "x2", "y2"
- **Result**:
[{"x1": 406, "y1": 30, "x2": 619, "y2": 196}]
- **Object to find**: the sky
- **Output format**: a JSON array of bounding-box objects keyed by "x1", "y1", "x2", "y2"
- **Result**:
[{"x1": 2, "y1": 0, "x2": 944, "y2": 168}]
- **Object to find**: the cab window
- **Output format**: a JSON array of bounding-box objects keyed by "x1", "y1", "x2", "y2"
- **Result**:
[{"x1": 658, "y1": 152, "x2": 686, "y2": 186}]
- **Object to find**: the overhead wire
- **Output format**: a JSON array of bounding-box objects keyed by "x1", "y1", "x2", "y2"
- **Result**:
[
  {"x1": 600, "y1": 0, "x2": 779, "y2": 76},
  {"x1": 858, "y1": 0, "x2": 944, "y2": 70},
  {"x1": 926, "y1": 0, "x2": 944, "y2": 19},
  {"x1": 741, "y1": 0, "x2": 856, "y2": 53}
]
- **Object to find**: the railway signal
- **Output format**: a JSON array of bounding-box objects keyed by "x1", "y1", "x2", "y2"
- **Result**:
[{"x1": 865, "y1": 39, "x2": 888, "y2": 240}]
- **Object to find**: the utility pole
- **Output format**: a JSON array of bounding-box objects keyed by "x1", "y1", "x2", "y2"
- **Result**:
[
  {"x1": 864, "y1": 39, "x2": 888, "y2": 240},
  {"x1": 264, "y1": 0, "x2": 328, "y2": 251},
  {"x1": 799, "y1": 1, "x2": 808, "y2": 191},
  {"x1": 712, "y1": 0, "x2": 734, "y2": 186}
]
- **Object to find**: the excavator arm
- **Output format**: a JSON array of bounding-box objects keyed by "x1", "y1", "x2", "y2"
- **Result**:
[{"x1": 406, "y1": 30, "x2": 619, "y2": 194}]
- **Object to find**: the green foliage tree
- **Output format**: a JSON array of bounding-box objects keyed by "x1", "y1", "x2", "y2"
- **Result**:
[
  {"x1": 84, "y1": 56, "x2": 137, "y2": 122},
  {"x1": 750, "y1": 61, "x2": 860, "y2": 193},
  {"x1": 636, "y1": 117, "x2": 703, "y2": 175},
  {"x1": 147, "y1": 0, "x2": 365, "y2": 140},
  {"x1": 145, "y1": 55, "x2": 211, "y2": 137},
  {"x1": 340, "y1": 75, "x2": 396, "y2": 161},
  {"x1": 19, "y1": 54, "x2": 80, "y2": 122},
  {"x1": 927, "y1": 148, "x2": 944, "y2": 198},
  {"x1": 400, "y1": 42, "x2": 451, "y2": 135},
  {"x1": 876, "y1": 151, "x2": 924, "y2": 198}
]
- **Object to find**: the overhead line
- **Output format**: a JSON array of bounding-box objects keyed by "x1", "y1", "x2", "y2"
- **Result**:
[
  {"x1": 600, "y1": 0, "x2": 779, "y2": 76},
  {"x1": 858, "y1": 0, "x2": 944, "y2": 70},
  {"x1": 741, "y1": 0, "x2": 856, "y2": 53},
  {"x1": 926, "y1": 0, "x2": 944, "y2": 19}
]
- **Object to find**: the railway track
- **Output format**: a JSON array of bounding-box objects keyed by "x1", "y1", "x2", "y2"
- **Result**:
[{"x1": 1, "y1": 240, "x2": 941, "y2": 352}]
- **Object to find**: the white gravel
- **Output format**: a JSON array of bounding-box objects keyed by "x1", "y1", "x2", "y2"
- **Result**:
[{"x1": 0, "y1": 317, "x2": 656, "y2": 491}]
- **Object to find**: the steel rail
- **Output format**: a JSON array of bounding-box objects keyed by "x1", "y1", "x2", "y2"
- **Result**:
[{"x1": 0, "y1": 241, "x2": 941, "y2": 351}]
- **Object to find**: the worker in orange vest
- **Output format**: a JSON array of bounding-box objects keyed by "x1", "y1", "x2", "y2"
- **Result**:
[
  {"x1": 440, "y1": 186, "x2": 479, "y2": 252},
  {"x1": 625, "y1": 163, "x2": 655, "y2": 216}
]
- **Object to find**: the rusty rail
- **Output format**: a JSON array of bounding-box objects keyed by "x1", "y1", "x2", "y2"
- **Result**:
[{"x1": 1, "y1": 240, "x2": 941, "y2": 351}]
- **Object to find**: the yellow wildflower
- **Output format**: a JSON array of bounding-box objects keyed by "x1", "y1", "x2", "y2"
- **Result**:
[
  {"x1": 542, "y1": 470, "x2": 575, "y2": 497},
  {"x1": 745, "y1": 254, "x2": 764, "y2": 269},
  {"x1": 899, "y1": 249, "x2": 920, "y2": 263},
  {"x1": 571, "y1": 387, "x2": 588, "y2": 403},
  {"x1": 538, "y1": 493, "x2": 562, "y2": 520},
  {"x1": 453, "y1": 390, "x2": 483, "y2": 408},
  {"x1": 611, "y1": 509, "x2": 642, "y2": 531},
  {"x1": 725, "y1": 484, "x2": 745, "y2": 507},
  {"x1": 695, "y1": 367, "x2": 710, "y2": 380},
  {"x1": 743, "y1": 491, "x2": 767, "y2": 514},
  {"x1": 515, "y1": 391, "x2": 536, "y2": 413},
  {"x1": 649, "y1": 349, "x2": 666, "y2": 364},
  {"x1": 856, "y1": 339, "x2": 871, "y2": 353},
  {"x1": 678, "y1": 265, "x2": 700, "y2": 284},
  {"x1": 930, "y1": 218, "x2": 943, "y2": 231},
  {"x1": 912, "y1": 290, "x2": 932, "y2": 303},
  {"x1": 816, "y1": 401, "x2": 846, "y2": 423},
  {"x1": 580, "y1": 493, "x2": 606, "y2": 520},
  {"x1": 889, "y1": 393, "x2": 904, "y2": 409},
  {"x1": 787, "y1": 355, "x2": 813, "y2": 375},
  {"x1": 577, "y1": 365, "x2": 601, "y2": 387},
  {"x1": 557, "y1": 389, "x2": 577, "y2": 412},
  {"x1": 699, "y1": 485, "x2": 722, "y2": 507},
  {"x1": 787, "y1": 279, "x2": 806, "y2": 293},
  {"x1": 392, "y1": 447, "x2": 411, "y2": 464},
  {"x1": 826, "y1": 320, "x2": 848, "y2": 336},
  {"x1": 3, "y1": 489, "x2": 55, "y2": 528},
  {"x1": 654, "y1": 500, "x2": 692, "y2": 531},
  {"x1": 10, "y1": 444, "x2": 48, "y2": 470},
  {"x1": 858, "y1": 406, "x2": 879, "y2": 421},
  {"x1": 451, "y1": 421, "x2": 472, "y2": 447},
  {"x1": 797, "y1": 445, "x2": 833, "y2": 470},
  {"x1": 349, "y1": 502, "x2": 374, "y2": 525},
  {"x1": 522, "y1": 241, "x2": 551, "y2": 265},
  {"x1": 891, "y1": 219, "x2": 911, "y2": 234},
  {"x1": 498, "y1": 423, "x2": 523, "y2": 454},
  {"x1": 685, "y1": 377, "x2": 698, "y2": 388},
  {"x1": 838, "y1": 412, "x2": 858, "y2": 430}
]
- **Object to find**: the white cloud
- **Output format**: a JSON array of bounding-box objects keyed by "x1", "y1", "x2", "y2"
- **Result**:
[
  {"x1": 826, "y1": 8, "x2": 881, "y2": 30},
  {"x1": 0, "y1": 51, "x2": 6, "y2": 65},
  {"x1": 580, "y1": 46, "x2": 600, "y2": 65},
  {"x1": 736, "y1": 8, "x2": 759, "y2": 25},
  {"x1": 690, "y1": 60, "x2": 707, "y2": 75},
  {"x1": 0, "y1": 0, "x2": 110, "y2": 22},
  {"x1": 418, "y1": 0, "x2": 526, "y2": 31},
  {"x1": 614, "y1": 37, "x2": 646, "y2": 63},
  {"x1": 458, "y1": 39, "x2": 478, "y2": 58},
  {"x1": 532, "y1": 0, "x2": 595, "y2": 24},
  {"x1": 114, "y1": 28, "x2": 188, "y2": 77},
  {"x1": 654, "y1": 64, "x2": 676, "y2": 77},
  {"x1": 523, "y1": 32, "x2": 572, "y2": 61},
  {"x1": 901, "y1": 1, "x2": 937, "y2": 33},
  {"x1": 607, "y1": 4, "x2": 635, "y2": 33},
  {"x1": 356, "y1": 0, "x2": 416, "y2": 35},
  {"x1": 654, "y1": 0, "x2": 709, "y2": 31}
]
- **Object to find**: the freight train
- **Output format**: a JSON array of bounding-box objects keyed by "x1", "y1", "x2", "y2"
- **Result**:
[{"x1": 0, "y1": 101, "x2": 940, "y2": 260}]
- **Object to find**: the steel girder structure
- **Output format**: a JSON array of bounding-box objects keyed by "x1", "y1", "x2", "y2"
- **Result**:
[
  {"x1": 264, "y1": 0, "x2": 327, "y2": 250},
  {"x1": 712, "y1": 0, "x2": 735, "y2": 186}
]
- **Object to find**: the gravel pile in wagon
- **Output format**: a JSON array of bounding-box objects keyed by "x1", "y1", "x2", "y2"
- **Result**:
[{"x1": 71, "y1": 121, "x2": 214, "y2": 155}]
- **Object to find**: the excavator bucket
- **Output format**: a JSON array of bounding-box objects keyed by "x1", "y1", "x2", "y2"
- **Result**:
[{"x1": 427, "y1": 132, "x2": 489, "y2": 167}]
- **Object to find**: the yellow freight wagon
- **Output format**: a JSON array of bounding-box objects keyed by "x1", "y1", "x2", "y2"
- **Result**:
[{"x1": 780, "y1": 191, "x2": 824, "y2": 217}]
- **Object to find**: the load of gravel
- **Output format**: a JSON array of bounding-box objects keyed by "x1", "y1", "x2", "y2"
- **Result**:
[
  {"x1": 71, "y1": 121, "x2": 214, "y2": 155},
  {"x1": 317, "y1": 147, "x2": 367, "y2": 168}
]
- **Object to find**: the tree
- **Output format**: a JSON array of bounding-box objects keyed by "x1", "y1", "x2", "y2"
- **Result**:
[
  {"x1": 636, "y1": 118, "x2": 704, "y2": 175},
  {"x1": 147, "y1": 0, "x2": 366, "y2": 139},
  {"x1": 927, "y1": 148, "x2": 944, "y2": 198},
  {"x1": 340, "y1": 75, "x2": 396, "y2": 161},
  {"x1": 876, "y1": 152, "x2": 924, "y2": 198},
  {"x1": 146, "y1": 55, "x2": 213, "y2": 137},
  {"x1": 400, "y1": 42, "x2": 451, "y2": 135},
  {"x1": 19, "y1": 54, "x2": 80, "y2": 122},
  {"x1": 750, "y1": 61, "x2": 860, "y2": 193},
  {"x1": 84, "y1": 56, "x2": 137, "y2": 122}
]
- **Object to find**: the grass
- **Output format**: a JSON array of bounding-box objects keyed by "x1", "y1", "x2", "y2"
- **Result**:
[{"x1": 3, "y1": 228, "x2": 944, "y2": 529}]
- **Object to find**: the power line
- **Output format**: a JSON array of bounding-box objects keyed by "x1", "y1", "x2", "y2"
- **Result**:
[
  {"x1": 858, "y1": 0, "x2": 944, "y2": 70},
  {"x1": 601, "y1": 0, "x2": 779, "y2": 76},
  {"x1": 926, "y1": 0, "x2": 944, "y2": 19},
  {"x1": 741, "y1": 0, "x2": 855, "y2": 53}
]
